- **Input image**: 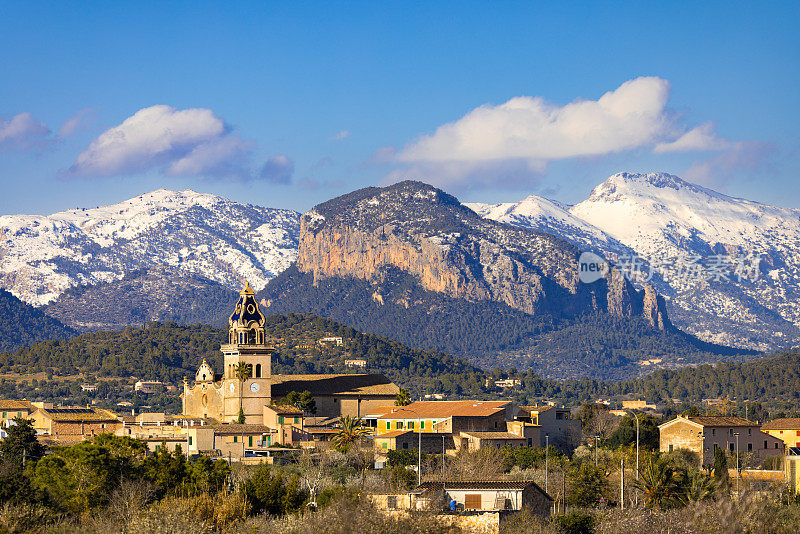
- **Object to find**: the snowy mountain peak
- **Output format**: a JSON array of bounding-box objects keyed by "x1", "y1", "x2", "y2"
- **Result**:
[
  {"x1": 474, "y1": 172, "x2": 800, "y2": 351},
  {"x1": 0, "y1": 190, "x2": 300, "y2": 305},
  {"x1": 586, "y1": 172, "x2": 722, "y2": 203}
]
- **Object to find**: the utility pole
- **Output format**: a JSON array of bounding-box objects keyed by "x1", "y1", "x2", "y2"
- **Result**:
[
  {"x1": 734, "y1": 432, "x2": 740, "y2": 497},
  {"x1": 595, "y1": 435, "x2": 599, "y2": 467},
  {"x1": 545, "y1": 434, "x2": 549, "y2": 494},
  {"x1": 620, "y1": 458, "x2": 624, "y2": 510},
  {"x1": 634, "y1": 413, "x2": 640, "y2": 506}
]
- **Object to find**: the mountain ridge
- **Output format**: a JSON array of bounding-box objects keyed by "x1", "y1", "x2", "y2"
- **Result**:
[{"x1": 470, "y1": 172, "x2": 800, "y2": 351}]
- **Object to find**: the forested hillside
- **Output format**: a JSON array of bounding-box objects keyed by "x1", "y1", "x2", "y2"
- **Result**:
[
  {"x1": 0, "y1": 289, "x2": 76, "y2": 352},
  {"x1": 0, "y1": 315, "x2": 486, "y2": 396},
  {"x1": 259, "y1": 266, "x2": 749, "y2": 380},
  {"x1": 1, "y1": 312, "x2": 795, "y2": 407}
]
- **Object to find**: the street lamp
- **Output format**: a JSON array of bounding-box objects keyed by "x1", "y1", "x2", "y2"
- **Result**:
[
  {"x1": 397, "y1": 408, "x2": 422, "y2": 486},
  {"x1": 545, "y1": 434, "x2": 549, "y2": 494}
]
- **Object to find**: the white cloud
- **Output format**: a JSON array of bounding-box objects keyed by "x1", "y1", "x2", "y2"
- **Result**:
[
  {"x1": 398, "y1": 77, "x2": 676, "y2": 164},
  {"x1": 259, "y1": 154, "x2": 294, "y2": 184},
  {"x1": 0, "y1": 112, "x2": 51, "y2": 151},
  {"x1": 69, "y1": 105, "x2": 254, "y2": 178},
  {"x1": 330, "y1": 130, "x2": 350, "y2": 141},
  {"x1": 683, "y1": 140, "x2": 774, "y2": 186},
  {"x1": 654, "y1": 122, "x2": 731, "y2": 153},
  {"x1": 391, "y1": 77, "x2": 748, "y2": 189}
]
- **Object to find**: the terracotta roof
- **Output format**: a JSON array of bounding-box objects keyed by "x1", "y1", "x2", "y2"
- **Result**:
[
  {"x1": 686, "y1": 416, "x2": 757, "y2": 427},
  {"x1": 762, "y1": 418, "x2": 800, "y2": 431},
  {"x1": 38, "y1": 407, "x2": 119, "y2": 422},
  {"x1": 0, "y1": 400, "x2": 33, "y2": 411},
  {"x1": 417, "y1": 480, "x2": 552, "y2": 498},
  {"x1": 460, "y1": 431, "x2": 525, "y2": 440},
  {"x1": 267, "y1": 404, "x2": 303, "y2": 415},
  {"x1": 378, "y1": 401, "x2": 512, "y2": 420},
  {"x1": 202, "y1": 424, "x2": 275, "y2": 435},
  {"x1": 271, "y1": 374, "x2": 399, "y2": 397}
]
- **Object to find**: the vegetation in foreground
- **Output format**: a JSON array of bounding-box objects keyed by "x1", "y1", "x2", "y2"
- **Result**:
[{"x1": 1, "y1": 417, "x2": 799, "y2": 533}]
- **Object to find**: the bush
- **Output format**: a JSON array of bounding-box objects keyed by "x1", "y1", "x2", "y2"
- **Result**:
[
  {"x1": 554, "y1": 512, "x2": 595, "y2": 534},
  {"x1": 243, "y1": 466, "x2": 307, "y2": 516}
]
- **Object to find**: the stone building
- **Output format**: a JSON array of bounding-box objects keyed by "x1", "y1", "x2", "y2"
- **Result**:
[
  {"x1": 658, "y1": 415, "x2": 784, "y2": 466},
  {"x1": 182, "y1": 283, "x2": 399, "y2": 423}
]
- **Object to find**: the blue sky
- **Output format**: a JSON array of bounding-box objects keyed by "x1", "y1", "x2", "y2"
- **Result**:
[{"x1": 1, "y1": 1, "x2": 798, "y2": 214}]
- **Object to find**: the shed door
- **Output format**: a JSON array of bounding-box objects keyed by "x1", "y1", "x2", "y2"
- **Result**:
[{"x1": 464, "y1": 494, "x2": 481, "y2": 510}]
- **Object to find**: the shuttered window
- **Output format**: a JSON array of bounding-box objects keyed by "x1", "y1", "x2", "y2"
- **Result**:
[{"x1": 464, "y1": 494, "x2": 481, "y2": 510}]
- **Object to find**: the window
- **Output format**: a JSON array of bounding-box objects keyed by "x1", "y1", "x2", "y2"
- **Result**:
[
  {"x1": 382, "y1": 442, "x2": 388, "y2": 449},
  {"x1": 748, "y1": 429, "x2": 751, "y2": 436},
  {"x1": 294, "y1": 417, "x2": 300, "y2": 424},
  {"x1": 464, "y1": 494, "x2": 481, "y2": 510},
  {"x1": 1, "y1": 412, "x2": 5, "y2": 418},
  {"x1": 387, "y1": 496, "x2": 398, "y2": 510},
  {"x1": 494, "y1": 421, "x2": 498, "y2": 428},
  {"x1": 748, "y1": 443, "x2": 752, "y2": 452},
  {"x1": 278, "y1": 416, "x2": 284, "y2": 424},
  {"x1": 712, "y1": 429, "x2": 716, "y2": 436},
  {"x1": 765, "y1": 440, "x2": 768, "y2": 449},
  {"x1": 669, "y1": 444, "x2": 674, "y2": 452},
  {"x1": 255, "y1": 364, "x2": 261, "y2": 378},
  {"x1": 402, "y1": 442, "x2": 409, "y2": 449},
  {"x1": 398, "y1": 421, "x2": 404, "y2": 429},
  {"x1": 729, "y1": 429, "x2": 733, "y2": 436},
  {"x1": 421, "y1": 421, "x2": 425, "y2": 430},
  {"x1": 408, "y1": 421, "x2": 414, "y2": 430},
  {"x1": 249, "y1": 436, "x2": 253, "y2": 447},
  {"x1": 729, "y1": 443, "x2": 734, "y2": 452},
  {"x1": 234, "y1": 436, "x2": 238, "y2": 443},
  {"x1": 189, "y1": 436, "x2": 193, "y2": 446},
  {"x1": 776, "y1": 443, "x2": 780, "y2": 449},
  {"x1": 386, "y1": 422, "x2": 391, "y2": 430},
  {"x1": 267, "y1": 435, "x2": 271, "y2": 444}
]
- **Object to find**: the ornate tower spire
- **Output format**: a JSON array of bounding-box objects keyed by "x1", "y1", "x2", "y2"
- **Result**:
[{"x1": 229, "y1": 282, "x2": 267, "y2": 345}]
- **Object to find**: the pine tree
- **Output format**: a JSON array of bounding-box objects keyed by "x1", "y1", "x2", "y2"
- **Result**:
[{"x1": 237, "y1": 407, "x2": 246, "y2": 424}]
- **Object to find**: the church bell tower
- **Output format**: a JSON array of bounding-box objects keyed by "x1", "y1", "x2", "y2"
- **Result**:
[{"x1": 221, "y1": 282, "x2": 273, "y2": 422}]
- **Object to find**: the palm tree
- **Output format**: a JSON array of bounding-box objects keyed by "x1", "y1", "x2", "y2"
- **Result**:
[
  {"x1": 632, "y1": 456, "x2": 686, "y2": 509},
  {"x1": 394, "y1": 388, "x2": 411, "y2": 406},
  {"x1": 234, "y1": 362, "x2": 252, "y2": 382},
  {"x1": 680, "y1": 470, "x2": 718, "y2": 505},
  {"x1": 332, "y1": 415, "x2": 371, "y2": 453}
]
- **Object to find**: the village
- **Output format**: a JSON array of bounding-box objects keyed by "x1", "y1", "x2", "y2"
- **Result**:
[{"x1": 2, "y1": 285, "x2": 800, "y2": 532}]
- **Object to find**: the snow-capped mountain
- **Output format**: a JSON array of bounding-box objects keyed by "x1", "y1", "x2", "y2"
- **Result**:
[
  {"x1": 471, "y1": 172, "x2": 800, "y2": 351},
  {"x1": 0, "y1": 189, "x2": 300, "y2": 306}
]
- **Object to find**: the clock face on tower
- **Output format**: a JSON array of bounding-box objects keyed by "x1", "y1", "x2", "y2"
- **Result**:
[
  {"x1": 250, "y1": 382, "x2": 260, "y2": 393},
  {"x1": 229, "y1": 383, "x2": 235, "y2": 393}
]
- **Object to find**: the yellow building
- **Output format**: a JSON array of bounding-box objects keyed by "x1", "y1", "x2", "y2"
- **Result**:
[
  {"x1": 182, "y1": 283, "x2": 399, "y2": 422},
  {"x1": 761, "y1": 418, "x2": 800, "y2": 449}
]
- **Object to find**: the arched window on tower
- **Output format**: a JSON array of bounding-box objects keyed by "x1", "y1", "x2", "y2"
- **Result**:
[
  {"x1": 255, "y1": 364, "x2": 261, "y2": 378},
  {"x1": 248, "y1": 328, "x2": 256, "y2": 344}
]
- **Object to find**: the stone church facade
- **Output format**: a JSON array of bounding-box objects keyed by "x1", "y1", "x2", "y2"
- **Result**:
[{"x1": 182, "y1": 283, "x2": 399, "y2": 423}]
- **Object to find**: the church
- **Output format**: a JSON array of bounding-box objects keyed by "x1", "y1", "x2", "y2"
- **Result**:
[{"x1": 182, "y1": 283, "x2": 400, "y2": 423}]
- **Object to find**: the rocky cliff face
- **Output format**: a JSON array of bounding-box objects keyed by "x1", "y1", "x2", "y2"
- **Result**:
[{"x1": 295, "y1": 181, "x2": 670, "y2": 329}]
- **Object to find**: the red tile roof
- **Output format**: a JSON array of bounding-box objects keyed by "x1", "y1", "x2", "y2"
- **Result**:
[
  {"x1": 762, "y1": 418, "x2": 800, "y2": 431},
  {"x1": 377, "y1": 401, "x2": 511, "y2": 420}
]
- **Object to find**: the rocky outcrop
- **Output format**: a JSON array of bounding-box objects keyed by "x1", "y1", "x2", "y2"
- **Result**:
[{"x1": 295, "y1": 181, "x2": 671, "y2": 329}]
